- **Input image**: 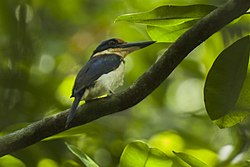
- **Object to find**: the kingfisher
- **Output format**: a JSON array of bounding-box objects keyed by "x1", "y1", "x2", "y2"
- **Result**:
[{"x1": 65, "y1": 38, "x2": 155, "y2": 128}]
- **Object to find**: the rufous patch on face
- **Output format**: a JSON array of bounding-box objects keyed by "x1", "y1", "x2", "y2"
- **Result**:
[{"x1": 116, "y1": 38, "x2": 126, "y2": 44}]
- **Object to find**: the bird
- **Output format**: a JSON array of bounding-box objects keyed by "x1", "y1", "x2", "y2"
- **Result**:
[{"x1": 65, "y1": 38, "x2": 155, "y2": 128}]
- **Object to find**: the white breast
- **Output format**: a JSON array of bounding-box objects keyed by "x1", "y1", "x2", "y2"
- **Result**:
[{"x1": 82, "y1": 62, "x2": 125, "y2": 100}]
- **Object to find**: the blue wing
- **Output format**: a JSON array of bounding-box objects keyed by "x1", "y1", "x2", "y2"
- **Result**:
[
  {"x1": 66, "y1": 54, "x2": 123, "y2": 128},
  {"x1": 71, "y1": 54, "x2": 123, "y2": 97}
]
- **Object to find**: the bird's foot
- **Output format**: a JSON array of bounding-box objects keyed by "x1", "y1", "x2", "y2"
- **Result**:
[{"x1": 85, "y1": 92, "x2": 115, "y2": 103}]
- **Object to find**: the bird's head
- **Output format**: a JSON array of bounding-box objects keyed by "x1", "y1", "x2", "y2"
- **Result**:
[{"x1": 92, "y1": 38, "x2": 155, "y2": 58}]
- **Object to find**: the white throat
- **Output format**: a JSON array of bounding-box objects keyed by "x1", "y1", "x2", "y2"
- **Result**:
[{"x1": 92, "y1": 48, "x2": 130, "y2": 58}]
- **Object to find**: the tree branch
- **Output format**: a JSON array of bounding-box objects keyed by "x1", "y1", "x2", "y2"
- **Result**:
[{"x1": 0, "y1": 0, "x2": 249, "y2": 157}]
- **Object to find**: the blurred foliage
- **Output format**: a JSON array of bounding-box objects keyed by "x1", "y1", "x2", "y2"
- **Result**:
[
  {"x1": 0, "y1": 0, "x2": 250, "y2": 167},
  {"x1": 0, "y1": 155, "x2": 25, "y2": 167}
]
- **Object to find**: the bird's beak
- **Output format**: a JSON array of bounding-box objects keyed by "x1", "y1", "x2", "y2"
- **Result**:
[{"x1": 119, "y1": 41, "x2": 155, "y2": 54}]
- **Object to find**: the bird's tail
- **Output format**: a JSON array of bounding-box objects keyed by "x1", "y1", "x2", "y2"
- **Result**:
[{"x1": 65, "y1": 94, "x2": 82, "y2": 128}]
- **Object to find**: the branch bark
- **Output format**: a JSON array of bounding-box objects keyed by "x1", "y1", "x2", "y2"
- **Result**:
[{"x1": 0, "y1": 0, "x2": 249, "y2": 157}]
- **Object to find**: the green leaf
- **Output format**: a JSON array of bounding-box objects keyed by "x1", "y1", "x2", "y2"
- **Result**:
[
  {"x1": 215, "y1": 71, "x2": 250, "y2": 128},
  {"x1": 174, "y1": 151, "x2": 209, "y2": 167},
  {"x1": 115, "y1": 5, "x2": 216, "y2": 25},
  {"x1": 66, "y1": 142, "x2": 99, "y2": 167},
  {"x1": 120, "y1": 141, "x2": 172, "y2": 167},
  {"x1": 204, "y1": 35, "x2": 250, "y2": 127},
  {"x1": 116, "y1": 5, "x2": 216, "y2": 43},
  {"x1": 147, "y1": 19, "x2": 198, "y2": 42},
  {"x1": 214, "y1": 111, "x2": 249, "y2": 128}
]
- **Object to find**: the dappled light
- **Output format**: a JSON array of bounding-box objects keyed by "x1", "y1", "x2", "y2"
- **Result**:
[{"x1": 0, "y1": 0, "x2": 250, "y2": 166}]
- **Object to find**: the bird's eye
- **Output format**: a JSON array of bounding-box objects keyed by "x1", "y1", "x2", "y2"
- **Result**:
[{"x1": 108, "y1": 40, "x2": 116, "y2": 46}]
